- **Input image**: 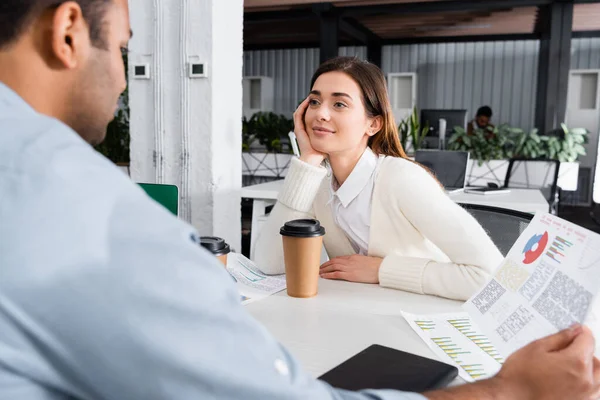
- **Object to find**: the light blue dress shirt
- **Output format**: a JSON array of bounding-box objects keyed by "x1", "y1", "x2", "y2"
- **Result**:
[{"x1": 0, "y1": 82, "x2": 426, "y2": 400}]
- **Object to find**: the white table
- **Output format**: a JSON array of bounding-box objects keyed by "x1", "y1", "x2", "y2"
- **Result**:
[
  {"x1": 241, "y1": 179, "x2": 282, "y2": 200},
  {"x1": 241, "y1": 180, "x2": 284, "y2": 259},
  {"x1": 247, "y1": 272, "x2": 600, "y2": 386},
  {"x1": 448, "y1": 188, "x2": 549, "y2": 214},
  {"x1": 246, "y1": 279, "x2": 465, "y2": 383},
  {"x1": 241, "y1": 180, "x2": 550, "y2": 258}
]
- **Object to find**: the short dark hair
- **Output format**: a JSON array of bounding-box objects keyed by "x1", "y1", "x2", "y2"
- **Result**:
[
  {"x1": 0, "y1": 0, "x2": 110, "y2": 49},
  {"x1": 476, "y1": 106, "x2": 493, "y2": 118}
]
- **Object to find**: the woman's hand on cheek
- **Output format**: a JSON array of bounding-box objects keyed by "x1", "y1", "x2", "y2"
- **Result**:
[
  {"x1": 294, "y1": 97, "x2": 326, "y2": 167},
  {"x1": 319, "y1": 255, "x2": 382, "y2": 284}
]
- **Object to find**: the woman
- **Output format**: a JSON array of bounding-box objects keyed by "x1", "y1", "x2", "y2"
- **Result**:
[{"x1": 254, "y1": 57, "x2": 502, "y2": 301}]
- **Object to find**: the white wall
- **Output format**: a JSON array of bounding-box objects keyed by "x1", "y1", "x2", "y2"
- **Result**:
[
  {"x1": 129, "y1": 0, "x2": 243, "y2": 251},
  {"x1": 208, "y1": 0, "x2": 244, "y2": 248}
]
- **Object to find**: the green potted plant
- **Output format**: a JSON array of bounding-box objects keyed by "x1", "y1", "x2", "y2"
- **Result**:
[
  {"x1": 447, "y1": 124, "x2": 516, "y2": 166},
  {"x1": 509, "y1": 128, "x2": 544, "y2": 160},
  {"x1": 447, "y1": 122, "x2": 589, "y2": 188},
  {"x1": 540, "y1": 123, "x2": 588, "y2": 162},
  {"x1": 242, "y1": 111, "x2": 295, "y2": 182},
  {"x1": 246, "y1": 112, "x2": 294, "y2": 153},
  {"x1": 242, "y1": 115, "x2": 255, "y2": 152},
  {"x1": 95, "y1": 102, "x2": 130, "y2": 164},
  {"x1": 398, "y1": 107, "x2": 429, "y2": 154},
  {"x1": 447, "y1": 123, "x2": 517, "y2": 187},
  {"x1": 95, "y1": 52, "x2": 129, "y2": 166}
]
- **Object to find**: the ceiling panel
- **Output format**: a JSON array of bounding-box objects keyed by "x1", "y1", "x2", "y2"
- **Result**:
[
  {"x1": 573, "y1": 3, "x2": 600, "y2": 31},
  {"x1": 243, "y1": 2, "x2": 600, "y2": 47}
]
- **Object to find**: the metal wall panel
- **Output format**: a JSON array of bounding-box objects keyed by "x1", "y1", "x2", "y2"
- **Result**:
[
  {"x1": 382, "y1": 41, "x2": 540, "y2": 131},
  {"x1": 571, "y1": 38, "x2": 600, "y2": 70},
  {"x1": 244, "y1": 39, "x2": 600, "y2": 130},
  {"x1": 338, "y1": 46, "x2": 367, "y2": 59},
  {"x1": 244, "y1": 48, "x2": 319, "y2": 115}
]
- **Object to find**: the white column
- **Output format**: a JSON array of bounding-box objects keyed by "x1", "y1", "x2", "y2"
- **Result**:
[{"x1": 129, "y1": 0, "x2": 243, "y2": 251}]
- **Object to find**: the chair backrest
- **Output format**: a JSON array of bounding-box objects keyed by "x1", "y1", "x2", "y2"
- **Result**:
[
  {"x1": 459, "y1": 203, "x2": 533, "y2": 257},
  {"x1": 415, "y1": 150, "x2": 470, "y2": 190},
  {"x1": 138, "y1": 183, "x2": 179, "y2": 216},
  {"x1": 504, "y1": 158, "x2": 560, "y2": 204}
]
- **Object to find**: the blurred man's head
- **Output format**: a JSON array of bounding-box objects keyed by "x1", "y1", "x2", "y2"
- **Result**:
[
  {"x1": 0, "y1": 0, "x2": 131, "y2": 145},
  {"x1": 475, "y1": 106, "x2": 493, "y2": 129}
]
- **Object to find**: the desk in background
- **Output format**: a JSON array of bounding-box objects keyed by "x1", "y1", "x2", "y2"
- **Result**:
[
  {"x1": 241, "y1": 179, "x2": 550, "y2": 259},
  {"x1": 448, "y1": 188, "x2": 549, "y2": 214}
]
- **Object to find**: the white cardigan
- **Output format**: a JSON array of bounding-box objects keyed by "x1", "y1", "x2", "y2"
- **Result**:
[{"x1": 254, "y1": 156, "x2": 504, "y2": 301}]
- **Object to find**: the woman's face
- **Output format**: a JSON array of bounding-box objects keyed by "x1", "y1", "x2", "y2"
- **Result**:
[{"x1": 304, "y1": 71, "x2": 378, "y2": 156}]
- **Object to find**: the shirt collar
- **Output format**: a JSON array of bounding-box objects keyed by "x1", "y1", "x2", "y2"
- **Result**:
[{"x1": 329, "y1": 147, "x2": 379, "y2": 208}]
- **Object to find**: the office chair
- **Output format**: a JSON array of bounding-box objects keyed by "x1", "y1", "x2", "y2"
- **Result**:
[
  {"x1": 138, "y1": 183, "x2": 179, "y2": 216},
  {"x1": 592, "y1": 204, "x2": 600, "y2": 227},
  {"x1": 459, "y1": 203, "x2": 533, "y2": 257}
]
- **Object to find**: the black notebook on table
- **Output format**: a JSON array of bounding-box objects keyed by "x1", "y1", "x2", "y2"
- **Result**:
[{"x1": 319, "y1": 344, "x2": 458, "y2": 393}]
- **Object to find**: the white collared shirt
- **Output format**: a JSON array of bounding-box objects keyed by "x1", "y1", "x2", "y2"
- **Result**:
[{"x1": 328, "y1": 147, "x2": 382, "y2": 255}]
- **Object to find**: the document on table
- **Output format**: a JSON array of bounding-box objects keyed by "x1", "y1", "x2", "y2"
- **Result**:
[
  {"x1": 463, "y1": 212, "x2": 600, "y2": 357},
  {"x1": 226, "y1": 252, "x2": 286, "y2": 304},
  {"x1": 402, "y1": 311, "x2": 503, "y2": 382}
]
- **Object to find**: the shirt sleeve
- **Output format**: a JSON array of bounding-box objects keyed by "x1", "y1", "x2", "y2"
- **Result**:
[
  {"x1": 254, "y1": 156, "x2": 328, "y2": 274},
  {"x1": 2, "y1": 161, "x2": 425, "y2": 400}
]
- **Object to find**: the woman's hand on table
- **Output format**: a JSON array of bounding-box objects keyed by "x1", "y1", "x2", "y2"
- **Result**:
[{"x1": 319, "y1": 255, "x2": 382, "y2": 284}]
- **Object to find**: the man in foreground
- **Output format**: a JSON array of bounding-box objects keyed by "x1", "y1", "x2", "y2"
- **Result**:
[{"x1": 1, "y1": 1, "x2": 599, "y2": 399}]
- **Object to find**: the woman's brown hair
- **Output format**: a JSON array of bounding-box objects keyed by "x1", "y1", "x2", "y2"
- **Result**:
[{"x1": 309, "y1": 56, "x2": 407, "y2": 159}]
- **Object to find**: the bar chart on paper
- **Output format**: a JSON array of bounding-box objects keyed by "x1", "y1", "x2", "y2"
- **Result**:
[
  {"x1": 403, "y1": 312, "x2": 504, "y2": 382},
  {"x1": 447, "y1": 317, "x2": 505, "y2": 364},
  {"x1": 546, "y1": 235, "x2": 573, "y2": 264}
]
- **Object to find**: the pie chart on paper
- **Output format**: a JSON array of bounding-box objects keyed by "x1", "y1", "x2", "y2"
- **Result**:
[{"x1": 522, "y1": 231, "x2": 549, "y2": 264}]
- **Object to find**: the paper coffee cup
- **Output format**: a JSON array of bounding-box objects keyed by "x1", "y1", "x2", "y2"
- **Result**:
[
  {"x1": 280, "y1": 219, "x2": 326, "y2": 298},
  {"x1": 200, "y1": 236, "x2": 231, "y2": 266}
]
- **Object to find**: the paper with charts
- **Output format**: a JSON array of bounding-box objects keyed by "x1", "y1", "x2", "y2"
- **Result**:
[
  {"x1": 463, "y1": 212, "x2": 600, "y2": 358},
  {"x1": 402, "y1": 311, "x2": 503, "y2": 382},
  {"x1": 225, "y1": 252, "x2": 286, "y2": 304}
]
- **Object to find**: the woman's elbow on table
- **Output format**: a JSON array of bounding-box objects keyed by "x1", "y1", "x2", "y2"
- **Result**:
[
  {"x1": 253, "y1": 202, "x2": 316, "y2": 275},
  {"x1": 441, "y1": 264, "x2": 494, "y2": 301},
  {"x1": 416, "y1": 259, "x2": 497, "y2": 301},
  {"x1": 461, "y1": 265, "x2": 493, "y2": 298},
  {"x1": 253, "y1": 231, "x2": 286, "y2": 275}
]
